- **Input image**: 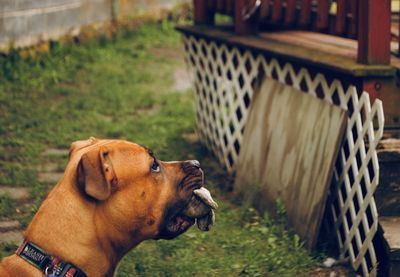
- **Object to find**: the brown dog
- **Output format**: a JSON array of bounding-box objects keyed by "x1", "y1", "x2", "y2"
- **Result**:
[{"x1": 0, "y1": 138, "x2": 207, "y2": 276}]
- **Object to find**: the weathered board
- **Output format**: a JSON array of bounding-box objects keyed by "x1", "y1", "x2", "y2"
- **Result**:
[{"x1": 234, "y1": 78, "x2": 346, "y2": 250}]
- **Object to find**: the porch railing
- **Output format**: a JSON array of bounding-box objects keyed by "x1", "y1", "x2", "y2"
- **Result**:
[{"x1": 193, "y1": 0, "x2": 392, "y2": 65}]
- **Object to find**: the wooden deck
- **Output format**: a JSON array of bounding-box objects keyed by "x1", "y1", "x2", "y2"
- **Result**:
[{"x1": 177, "y1": 25, "x2": 398, "y2": 77}]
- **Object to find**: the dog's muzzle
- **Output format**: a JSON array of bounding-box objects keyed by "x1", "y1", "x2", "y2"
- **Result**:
[{"x1": 156, "y1": 160, "x2": 205, "y2": 239}]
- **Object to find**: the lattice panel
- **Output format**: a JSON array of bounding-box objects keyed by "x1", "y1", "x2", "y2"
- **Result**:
[{"x1": 182, "y1": 34, "x2": 384, "y2": 277}]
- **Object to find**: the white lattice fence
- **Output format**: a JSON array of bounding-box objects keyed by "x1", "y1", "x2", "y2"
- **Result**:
[{"x1": 182, "y1": 34, "x2": 384, "y2": 276}]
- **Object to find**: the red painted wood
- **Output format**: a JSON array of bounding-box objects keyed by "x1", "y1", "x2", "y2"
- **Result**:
[
  {"x1": 349, "y1": 0, "x2": 357, "y2": 37},
  {"x1": 335, "y1": 0, "x2": 347, "y2": 35},
  {"x1": 299, "y1": 0, "x2": 312, "y2": 26},
  {"x1": 226, "y1": 0, "x2": 234, "y2": 15},
  {"x1": 357, "y1": 0, "x2": 391, "y2": 64},
  {"x1": 316, "y1": 0, "x2": 329, "y2": 30},
  {"x1": 207, "y1": 0, "x2": 216, "y2": 10},
  {"x1": 217, "y1": 0, "x2": 225, "y2": 12},
  {"x1": 285, "y1": 0, "x2": 297, "y2": 25},
  {"x1": 235, "y1": 0, "x2": 257, "y2": 34},
  {"x1": 271, "y1": 0, "x2": 283, "y2": 23},
  {"x1": 362, "y1": 79, "x2": 380, "y2": 103},
  {"x1": 194, "y1": 0, "x2": 214, "y2": 25},
  {"x1": 260, "y1": 0, "x2": 271, "y2": 20}
]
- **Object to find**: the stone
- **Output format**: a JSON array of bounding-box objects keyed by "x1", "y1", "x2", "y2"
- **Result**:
[
  {"x1": 0, "y1": 187, "x2": 30, "y2": 201},
  {"x1": 42, "y1": 148, "x2": 69, "y2": 157},
  {"x1": 0, "y1": 220, "x2": 20, "y2": 232},
  {"x1": 38, "y1": 172, "x2": 64, "y2": 184},
  {"x1": 0, "y1": 230, "x2": 23, "y2": 244}
]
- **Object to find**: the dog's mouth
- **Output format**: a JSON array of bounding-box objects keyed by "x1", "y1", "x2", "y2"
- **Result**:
[
  {"x1": 156, "y1": 201, "x2": 196, "y2": 240},
  {"x1": 165, "y1": 212, "x2": 196, "y2": 238},
  {"x1": 156, "y1": 173, "x2": 203, "y2": 240}
]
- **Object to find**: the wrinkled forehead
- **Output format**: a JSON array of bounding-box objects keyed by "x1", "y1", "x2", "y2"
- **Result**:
[{"x1": 70, "y1": 138, "x2": 149, "y2": 158}]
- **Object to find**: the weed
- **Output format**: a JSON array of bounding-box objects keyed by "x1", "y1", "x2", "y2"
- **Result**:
[
  {"x1": 0, "y1": 194, "x2": 16, "y2": 218},
  {"x1": 0, "y1": 241, "x2": 18, "y2": 258}
]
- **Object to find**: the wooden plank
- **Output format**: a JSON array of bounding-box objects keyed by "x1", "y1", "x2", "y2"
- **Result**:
[
  {"x1": 284, "y1": 0, "x2": 297, "y2": 25},
  {"x1": 299, "y1": 0, "x2": 312, "y2": 26},
  {"x1": 357, "y1": 0, "x2": 391, "y2": 64},
  {"x1": 380, "y1": 217, "x2": 400, "y2": 254},
  {"x1": 194, "y1": 0, "x2": 215, "y2": 25},
  {"x1": 234, "y1": 78, "x2": 347, "y2": 250},
  {"x1": 376, "y1": 147, "x2": 400, "y2": 216},
  {"x1": 334, "y1": 0, "x2": 347, "y2": 35},
  {"x1": 316, "y1": 0, "x2": 329, "y2": 30},
  {"x1": 262, "y1": 32, "x2": 357, "y2": 59}
]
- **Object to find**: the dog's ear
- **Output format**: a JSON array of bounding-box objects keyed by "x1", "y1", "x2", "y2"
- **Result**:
[
  {"x1": 69, "y1": 137, "x2": 98, "y2": 158},
  {"x1": 77, "y1": 147, "x2": 116, "y2": 201}
]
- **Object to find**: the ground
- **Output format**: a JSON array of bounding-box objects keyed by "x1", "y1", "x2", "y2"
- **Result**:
[{"x1": 0, "y1": 20, "x2": 353, "y2": 276}]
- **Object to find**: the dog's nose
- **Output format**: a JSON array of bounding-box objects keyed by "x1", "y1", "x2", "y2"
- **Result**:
[
  {"x1": 189, "y1": 160, "x2": 201, "y2": 168},
  {"x1": 182, "y1": 160, "x2": 202, "y2": 175}
]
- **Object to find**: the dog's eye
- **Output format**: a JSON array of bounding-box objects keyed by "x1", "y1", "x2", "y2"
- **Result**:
[{"x1": 151, "y1": 159, "x2": 160, "y2": 173}]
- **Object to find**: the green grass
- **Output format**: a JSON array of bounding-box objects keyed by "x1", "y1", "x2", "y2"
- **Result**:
[
  {"x1": 0, "y1": 20, "x2": 319, "y2": 275},
  {"x1": 0, "y1": 194, "x2": 16, "y2": 218},
  {"x1": 118, "y1": 205, "x2": 315, "y2": 277}
]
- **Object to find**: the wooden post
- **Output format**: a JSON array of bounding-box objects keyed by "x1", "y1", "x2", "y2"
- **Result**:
[
  {"x1": 271, "y1": 0, "x2": 283, "y2": 23},
  {"x1": 235, "y1": 0, "x2": 258, "y2": 34},
  {"x1": 349, "y1": 0, "x2": 357, "y2": 38},
  {"x1": 299, "y1": 0, "x2": 312, "y2": 27},
  {"x1": 316, "y1": 0, "x2": 329, "y2": 30},
  {"x1": 260, "y1": 0, "x2": 270, "y2": 20},
  {"x1": 334, "y1": 0, "x2": 347, "y2": 35},
  {"x1": 285, "y1": 0, "x2": 297, "y2": 25},
  {"x1": 194, "y1": 0, "x2": 214, "y2": 25},
  {"x1": 217, "y1": 0, "x2": 225, "y2": 12},
  {"x1": 226, "y1": 0, "x2": 234, "y2": 15},
  {"x1": 357, "y1": 0, "x2": 391, "y2": 65}
]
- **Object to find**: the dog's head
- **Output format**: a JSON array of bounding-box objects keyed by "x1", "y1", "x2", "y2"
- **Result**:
[{"x1": 69, "y1": 137, "x2": 204, "y2": 242}]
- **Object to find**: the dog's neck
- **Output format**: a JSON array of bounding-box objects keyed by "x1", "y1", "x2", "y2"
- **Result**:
[{"x1": 23, "y1": 173, "x2": 140, "y2": 277}]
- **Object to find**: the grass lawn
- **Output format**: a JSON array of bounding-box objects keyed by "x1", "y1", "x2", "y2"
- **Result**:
[{"x1": 0, "y1": 20, "x2": 322, "y2": 276}]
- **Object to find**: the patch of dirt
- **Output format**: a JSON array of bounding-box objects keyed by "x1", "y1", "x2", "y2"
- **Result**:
[
  {"x1": 308, "y1": 266, "x2": 357, "y2": 277},
  {"x1": 98, "y1": 114, "x2": 114, "y2": 122},
  {"x1": 0, "y1": 187, "x2": 30, "y2": 201},
  {"x1": 38, "y1": 172, "x2": 64, "y2": 184},
  {"x1": 0, "y1": 220, "x2": 20, "y2": 232},
  {"x1": 36, "y1": 163, "x2": 59, "y2": 173},
  {"x1": 173, "y1": 67, "x2": 192, "y2": 92},
  {"x1": 0, "y1": 193, "x2": 27, "y2": 245},
  {"x1": 0, "y1": 230, "x2": 23, "y2": 244},
  {"x1": 42, "y1": 148, "x2": 69, "y2": 157},
  {"x1": 136, "y1": 104, "x2": 162, "y2": 116},
  {"x1": 182, "y1": 132, "x2": 200, "y2": 144},
  {"x1": 150, "y1": 46, "x2": 184, "y2": 61}
]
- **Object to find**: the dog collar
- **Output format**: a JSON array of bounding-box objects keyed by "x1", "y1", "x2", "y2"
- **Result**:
[{"x1": 16, "y1": 240, "x2": 87, "y2": 277}]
